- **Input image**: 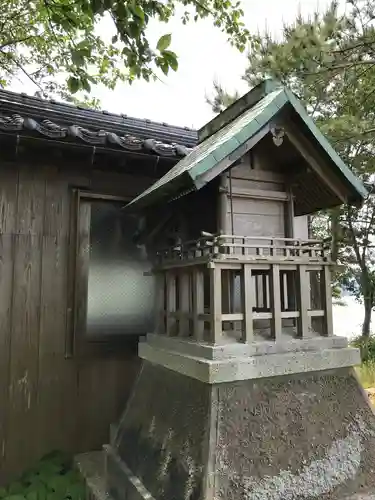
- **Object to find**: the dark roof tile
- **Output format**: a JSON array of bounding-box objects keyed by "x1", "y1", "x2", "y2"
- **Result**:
[{"x1": 0, "y1": 88, "x2": 198, "y2": 158}]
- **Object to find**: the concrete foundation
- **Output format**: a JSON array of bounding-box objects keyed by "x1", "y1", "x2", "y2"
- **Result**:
[{"x1": 106, "y1": 345, "x2": 375, "y2": 500}]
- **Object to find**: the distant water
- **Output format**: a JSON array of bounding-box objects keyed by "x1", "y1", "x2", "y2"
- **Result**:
[{"x1": 333, "y1": 296, "x2": 369, "y2": 340}]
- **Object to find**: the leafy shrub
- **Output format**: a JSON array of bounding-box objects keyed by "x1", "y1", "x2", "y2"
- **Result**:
[
  {"x1": 351, "y1": 335, "x2": 375, "y2": 363},
  {"x1": 1, "y1": 451, "x2": 85, "y2": 500}
]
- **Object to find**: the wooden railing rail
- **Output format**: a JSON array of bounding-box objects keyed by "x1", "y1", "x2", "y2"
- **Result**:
[{"x1": 156, "y1": 234, "x2": 331, "y2": 264}]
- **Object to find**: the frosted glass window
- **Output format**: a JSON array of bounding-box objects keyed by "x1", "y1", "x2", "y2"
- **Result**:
[{"x1": 83, "y1": 201, "x2": 155, "y2": 337}]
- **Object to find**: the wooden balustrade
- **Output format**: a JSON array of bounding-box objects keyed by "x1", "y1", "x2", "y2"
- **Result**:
[
  {"x1": 153, "y1": 235, "x2": 333, "y2": 344},
  {"x1": 156, "y1": 234, "x2": 329, "y2": 264}
]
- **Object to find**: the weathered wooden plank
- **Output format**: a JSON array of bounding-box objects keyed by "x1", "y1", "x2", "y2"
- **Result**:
[
  {"x1": 16, "y1": 165, "x2": 46, "y2": 235},
  {"x1": 37, "y1": 167, "x2": 71, "y2": 457},
  {"x1": 154, "y1": 272, "x2": 165, "y2": 335},
  {"x1": 0, "y1": 163, "x2": 18, "y2": 482},
  {"x1": 74, "y1": 200, "x2": 91, "y2": 350},
  {"x1": 0, "y1": 163, "x2": 18, "y2": 235},
  {"x1": 209, "y1": 266, "x2": 222, "y2": 343},
  {"x1": 241, "y1": 264, "x2": 253, "y2": 343},
  {"x1": 229, "y1": 164, "x2": 285, "y2": 183},
  {"x1": 227, "y1": 213, "x2": 285, "y2": 240},
  {"x1": 5, "y1": 164, "x2": 45, "y2": 477},
  {"x1": 192, "y1": 268, "x2": 205, "y2": 341},
  {"x1": 270, "y1": 264, "x2": 282, "y2": 340},
  {"x1": 321, "y1": 266, "x2": 334, "y2": 336},
  {"x1": 6, "y1": 234, "x2": 43, "y2": 475},
  {"x1": 230, "y1": 197, "x2": 287, "y2": 216},
  {"x1": 165, "y1": 272, "x2": 176, "y2": 336},
  {"x1": 178, "y1": 272, "x2": 190, "y2": 337},
  {"x1": 0, "y1": 234, "x2": 14, "y2": 482},
  {"x1": 296, "y1": 265, "x2": 310, "y2": 338}
]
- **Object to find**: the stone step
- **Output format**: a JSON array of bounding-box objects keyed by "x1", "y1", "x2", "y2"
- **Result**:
[{"x1": 75, "y1": 451, "x2": 113, "y2": 500}]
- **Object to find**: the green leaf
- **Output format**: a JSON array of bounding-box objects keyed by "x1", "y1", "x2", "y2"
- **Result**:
[
  {"x1": 71, "y1": 51, "x2": 85, "y2": 67},
  {"x1": 5, "y1": 496, "x2": 26, "y2": 500},
  {"x1": 163, "y1": 50, "x2": 178, "y2": 71},
  {"x1": 7, "y1": 483, "x2": 25, "y2": 495},
  {"x1": 25, "y1": 491, "x2": 38, "y2": 500},
  {"x1": 130, "y1": 4, "x2": 145, "y2": 23},
  {"x1": 157, "y1": 34, "x2": 172, "y2": 52},
  {"x1": 67, "y1": 77, "x2": 80, "y2": 94}
]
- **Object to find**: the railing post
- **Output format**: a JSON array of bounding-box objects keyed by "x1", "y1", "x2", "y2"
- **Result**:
[
  {"x1": 296, "y1": 265, "x2": 310, "y2": 338},
  {"x1": 241, "y1": 264, "x2": 253, "y2": 343},
  {"x1": 192, "y1": 266, "x2": 205, "y2": 341},
  {"x1": 166, "y1": 271, "x2": 176, "y2": 336},
  {"x1": 209, "y1": 264, "x2": 222, "y2": 343},
  {"x1": 321, "y1": 265, "x2": 334, "y2": 336},
  {"x1": 154, "y1": 271, "x2": 165, "y2": 335},
  {"x1": 270, "y1": 264, "x2": 282, "y2": 340},
  {"x1": 179, "y1": 271, "x2": 191, "y2": 337}
]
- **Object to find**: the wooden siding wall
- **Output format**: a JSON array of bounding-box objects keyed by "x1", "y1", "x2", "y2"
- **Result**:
[
  {"x1": 0, "y1": 160, "x2": 156, "y2": 484},
  {"x1": 225, "y1": 157, "x2": 287, "y2": 237}
]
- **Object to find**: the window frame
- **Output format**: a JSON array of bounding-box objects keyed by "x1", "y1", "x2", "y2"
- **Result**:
[{"x1": 66, "y1": 189, "x2": 142, "y2": 358}]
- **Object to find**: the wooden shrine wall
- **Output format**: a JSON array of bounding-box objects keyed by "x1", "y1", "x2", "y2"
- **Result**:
[{"x1": 0, "y1": 159, "x2": 157, "y2": 484}]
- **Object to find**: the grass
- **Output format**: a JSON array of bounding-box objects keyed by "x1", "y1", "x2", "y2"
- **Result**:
[
  {"x1": 0, "y1": 452, "x2": 85, "y2": 500},
  {"x1": 356, "y1": 360, "x2": 375, "y2": 389}
]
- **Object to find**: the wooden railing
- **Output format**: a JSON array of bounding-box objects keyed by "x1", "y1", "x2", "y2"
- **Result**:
[
  {"x1": 156, "y1": 234, "x2": 329, "y2": 264},
  {"x1": 153, "y1": 235, "x2": 333, "y2": 344}
]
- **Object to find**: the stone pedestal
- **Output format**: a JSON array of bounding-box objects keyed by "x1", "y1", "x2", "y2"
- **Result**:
[{"x1": 105, "y1": 335, "x2": 375, "y2": 500}]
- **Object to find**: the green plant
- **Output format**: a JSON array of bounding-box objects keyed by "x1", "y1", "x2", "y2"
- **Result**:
[
  {"x1": 2, "y1": 451, "x2": 85, "y2": 500},
  {"x1": 0, "y1": 0, "x2": 250, "y2": 101},
  {"x1": 355, "y1": 360, "x2": 375, "y2": 389},
  {"x1": 351, "y1": 335, "x2": 375, "y2": 363}
]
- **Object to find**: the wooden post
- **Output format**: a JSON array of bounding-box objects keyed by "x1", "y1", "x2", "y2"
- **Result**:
[
  {"x1": 270, "y1": 264, "x2": 282, "y2": 340},
  {"x1": 241, "y1": 264, "x2": 253, "y2": 343},
  {"x1": 166, "y1": 271, "x2": 176, "y2": 336},
  {"x1": 154, "y1": 271, "x2": 165, "y2": 335},
  {"x1": 296, "y1": 265, "x2": 310, "y2": 338},
  {"x1": 321, "y1": 265, "x2": 334, "y2": 336},
  {"x1": 179, "y1": 271, "x2": 191, "y2": 337},
  {"x1": 209, "y1": 265, "x2": 222, "y2": 343},
  {"x1": 192, "y1": 267, "x2": 205, "y2": 341}
]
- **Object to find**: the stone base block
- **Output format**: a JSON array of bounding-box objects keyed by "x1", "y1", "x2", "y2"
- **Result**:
[
  {"x1": 139, "y1": 336, "x2": 360, "y2": 383},
  {"x1": 107, "y1": 360, "x2": 375, "y2": 500}
]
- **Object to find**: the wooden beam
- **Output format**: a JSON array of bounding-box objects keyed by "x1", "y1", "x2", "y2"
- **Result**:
[
  {"x1": 321, "y1": 266, "x2": 334, "y2": 336},
  {"x1": 209, "y1": 266, "x2": 222, "y2": 343},
  {"x1": 192, "y1": 267, "x2": 205, "y2": 341},
  {"x1": 154, "y1": 271, "x2": 165, "y2": 335},
  {"x1": 270, "y1": 264, "x2": 282, "y2": 340},
  {"x1": 227, "y1": 187, "x2": 289, "y2": 202},
  {"x1": 296, "y1": 265, "x2": 310, "y2": 338},
  {"x1": 241, "y1": 264, "x2": 253, "y2": 343},
  {"x1": 166, "y1": 272, "x2": 176, "y2": 336},
  {"x1": 179, "y1": 272, "x2": 191, "y2": 337},
  {"x1": 285, "y1": 187, "x2": 295, "y2": 238},
  {"x1": 218, "y1": 174, "x2": 229, "y2": 234}
]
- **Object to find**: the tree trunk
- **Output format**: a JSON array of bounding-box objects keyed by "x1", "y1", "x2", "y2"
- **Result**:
[
  {"x1": 362, "y1": 297, "x2": 372, "y2": 338},
  {"x1": 330, "y1": 209, "x2": 341, "y2": 262}
]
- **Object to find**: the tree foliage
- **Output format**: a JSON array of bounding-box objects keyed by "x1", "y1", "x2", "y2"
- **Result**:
[
  {"x1": 209, "y1": 0, "x2": 375, "y2": 336},
  {"x1": 0, "y1": 0, "x2": 249, "y2": 101}
]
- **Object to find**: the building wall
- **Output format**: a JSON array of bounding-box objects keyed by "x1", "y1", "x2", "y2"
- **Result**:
[
  {"x1": 0, "y1": 160, "x2": 157, "y2": 484},
  {"x1": 223, "y1": 152, "x2": 309, "y2": 238}
]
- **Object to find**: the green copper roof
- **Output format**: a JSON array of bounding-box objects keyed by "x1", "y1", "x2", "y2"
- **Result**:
[{"x1": 127, "y1": 80, "x2": 367, "y2": 210}]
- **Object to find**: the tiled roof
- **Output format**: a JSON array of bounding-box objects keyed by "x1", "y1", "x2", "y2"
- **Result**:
[{"x1": 0, "y1": 89, "x2": 198, "y2": 158}]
